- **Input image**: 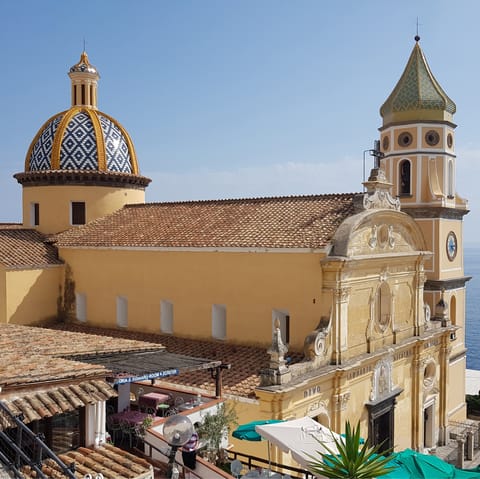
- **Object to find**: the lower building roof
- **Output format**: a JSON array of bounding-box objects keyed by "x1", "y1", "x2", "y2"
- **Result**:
[
  {"x1": 19, "y1": 444, "x2": 153, "y2": 479},
  {"x1": 49, "y1": 323, "x2": 305, "y2": 398},
  {"x1": 0, "y1": 379, "x2": 117, "y2": 429}
]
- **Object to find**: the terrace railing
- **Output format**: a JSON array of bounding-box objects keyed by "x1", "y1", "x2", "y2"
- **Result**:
[{"x1": 0, "y1": 401, "x2": 76, "y2": 479}]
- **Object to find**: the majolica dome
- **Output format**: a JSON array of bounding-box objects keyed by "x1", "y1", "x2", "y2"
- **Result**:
[
  {"x1": 26, "y1": 108, "x2": 137, "y2": 174},
  {"x1": 380, "y1": 38, "x2": 456, "y2": 125},
  {"x1": 16, "y1": 52, "x2": 149, "y2": 188}
]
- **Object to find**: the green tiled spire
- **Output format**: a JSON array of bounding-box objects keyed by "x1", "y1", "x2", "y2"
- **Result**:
[{"x1": 380, "y1": 39, "x2": 456, "y2": 124}]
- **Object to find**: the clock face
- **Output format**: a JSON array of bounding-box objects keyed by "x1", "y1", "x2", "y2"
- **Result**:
[{"x1": 446, "y1": 231, "x2": 457, "y2": 261}]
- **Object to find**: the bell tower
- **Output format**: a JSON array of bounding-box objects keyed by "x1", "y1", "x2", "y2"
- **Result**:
[{"x1": 378, "y1": 36, "x2": 469, "y2": 424}]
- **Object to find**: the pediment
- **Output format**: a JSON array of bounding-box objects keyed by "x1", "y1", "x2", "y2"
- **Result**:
[{"x1": 330, "y1": 209, "x2": 427, "y2": 258}]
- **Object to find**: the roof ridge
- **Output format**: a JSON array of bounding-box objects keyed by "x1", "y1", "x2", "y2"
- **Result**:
[{"x1": 126, "y1": 192, "x2": 361, "y2": 208}]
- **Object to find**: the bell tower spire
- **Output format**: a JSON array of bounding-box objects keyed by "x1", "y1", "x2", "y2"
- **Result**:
[{"x1": 68, "y1": 51, "x2": 100, "y2": 109}]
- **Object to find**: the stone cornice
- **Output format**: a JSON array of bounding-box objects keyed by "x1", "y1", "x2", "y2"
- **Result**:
[
  {"x1": 402, "y1": 206, "x2": 469, "y2": 220},
  {"x1": 14, "y1": 170, "x2": 151, "y2": 190},
  {"x1": 424, "y1": 277, "x2": 472, "y2": 291},
  {"x1": 378, "y1": 119, "x2": 457, "y2": 131}
]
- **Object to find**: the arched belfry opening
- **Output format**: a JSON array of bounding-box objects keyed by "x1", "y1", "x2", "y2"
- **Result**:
[{"x1": 399, "y1": 159, "x2": 411, "y2": 195}]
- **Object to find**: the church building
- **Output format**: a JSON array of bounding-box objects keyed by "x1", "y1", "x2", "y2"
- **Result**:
[{"x1": 0, "y1": 37, "x2": 469, "y2": 463}]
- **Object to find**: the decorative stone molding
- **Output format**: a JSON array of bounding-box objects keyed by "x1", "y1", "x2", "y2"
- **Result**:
[
  {"x1": 334, "y1": 287, "x2": 351, "y2": 303},
  {"x1": 369, "y1": 225, "x2": 378, "y2": 248},
  {"x1": 304, "y1": 315, "x2": 331, "y2": 360},
  {"x1": 259, "y1": 319, "x2": 291, "y2": 386},
  {"x1": 306, "y1": 400, "x2": 328, "y2": 417},
  {"x1": 362, "y1": 167, "x2": 401, "y2": 211},
  {"x1": 379, "y1": 269, "x2": 388, "y2": 283},
  {"x1": 424, "y1": 303, "x2": 432, "y2": 330},
  {"x1": 370, "y1": 354, "x2": 394, "y2": 402},
  {"x1": 422, "y1": 358, "x2": 437, "y2": 392},
  {"x1": 334, "y1": 391, "x2": 351, "y2": 411}
]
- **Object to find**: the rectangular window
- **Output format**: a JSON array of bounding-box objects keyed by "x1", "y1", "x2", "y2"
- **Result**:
[
  {"x1": 71, "y1": 202, "x2": 86, "y2": 225},
  {"x1": 116, "y1": 296, "x2": 128, "y2": 328},
  {"x1": 212, "y1": 304, "x2": 227, "y2": 340},
  {"x1": 272, "y1": 309, "x2": 290, "y2": 344},
  {"x1": 76, "y1": 292, "x2": 87, "y2": 322},
  {"x1": 160, "y1": 300, "x2": 174, "y2": 334},
  {"x1": 30, "y1": 202, "x2": 40, "y2": 226}
]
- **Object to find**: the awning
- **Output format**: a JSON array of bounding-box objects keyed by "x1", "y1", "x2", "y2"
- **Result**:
[
  {"x1": 74, "y1": 350, "x2": 222, "y2": 385},
  {"x1": 0, "y1": 379, "x2": 117, "y2": 429}
]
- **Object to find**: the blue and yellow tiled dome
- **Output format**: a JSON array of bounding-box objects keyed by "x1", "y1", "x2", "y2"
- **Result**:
[
  {"x1": 26, "y1": 108, "x2": 138, "y2": 174},
  {"x1": 23, "y1": 52, "x2": 141, "y2": 177}
]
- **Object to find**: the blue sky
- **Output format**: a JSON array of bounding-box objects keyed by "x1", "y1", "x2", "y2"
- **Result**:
[{"x1": 2, "y1": 1, "x2": 480, "y2": 243}]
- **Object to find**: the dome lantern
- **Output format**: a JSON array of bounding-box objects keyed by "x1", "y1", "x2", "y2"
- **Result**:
[{"x1": 68, "y1": 51, "x2": 100, "y2": 109}]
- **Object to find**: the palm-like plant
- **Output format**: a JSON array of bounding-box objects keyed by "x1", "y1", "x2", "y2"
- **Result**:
[{"x1": 307, "y1": 421, "x2": 396, "y2": 479}]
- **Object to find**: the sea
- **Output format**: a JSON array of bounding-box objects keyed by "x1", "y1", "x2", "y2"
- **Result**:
[{"x1": 465, "y1": 246, "x2": 480, "y2": 369}]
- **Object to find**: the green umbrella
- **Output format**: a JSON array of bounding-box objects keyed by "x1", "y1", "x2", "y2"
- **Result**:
[
  {"x1": 232, "y1": 419, "x2": 284, "y2": 441},
  {"x1": 232, "y1": 419, "x2": 284, "y2": 472}
]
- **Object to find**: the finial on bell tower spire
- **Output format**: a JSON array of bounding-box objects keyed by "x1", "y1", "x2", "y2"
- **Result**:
[{"x1": 415, "y1": 17, "x2": 421, "y2": 42}]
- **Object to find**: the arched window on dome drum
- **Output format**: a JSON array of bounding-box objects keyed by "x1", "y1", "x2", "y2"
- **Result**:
[
  {"x1": 71, "y1": 202, "x2": 86, "y2": 225},
  {"x1": 399, "y1": 159, "x2": 411, "y2": 196},
  {"x1": 30, "y1": 202, "x2": 39, "y2": 227}
]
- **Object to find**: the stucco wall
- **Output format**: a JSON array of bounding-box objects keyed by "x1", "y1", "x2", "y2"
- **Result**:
[
  {"x1": 6, "y1": 267, "x2": 62, "y2": 325},
  {"x1": 60, "y1": 248, "x2": 327, "y2": 350}
]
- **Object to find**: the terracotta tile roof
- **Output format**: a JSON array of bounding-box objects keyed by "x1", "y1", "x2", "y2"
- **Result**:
[
  {"x1": 0, "y1": 379, "x2": 117, "y2": 428},
  {"x1": 54, "y1": 194, "x2": 356, "y2": 249},
  {"x1": 49, "y1": 323, "x2": 304, "y2": 399},
  {"x1": 0, "y1": 324, "x2": 164, "y2": 387},
  {"x1": 0, "y1": 226, "x2": 63, "y2": 269},
  {"x1": 19, "y1": 444, "x2": 152, "y2": 478}
]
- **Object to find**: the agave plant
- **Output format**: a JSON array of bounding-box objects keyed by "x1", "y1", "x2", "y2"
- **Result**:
[{"x1": 306, "y1": 421, "x2": 396, "y2": 479}]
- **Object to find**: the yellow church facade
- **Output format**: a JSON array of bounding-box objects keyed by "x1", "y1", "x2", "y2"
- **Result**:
[{"x1": 0, "y1": 38, "x2": 469, "y2": 464}]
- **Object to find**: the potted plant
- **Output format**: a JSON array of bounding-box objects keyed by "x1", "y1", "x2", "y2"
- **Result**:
[
  {"x1": 196, "y1": 403, "x2": 238, "y2": 468},
  {"x1": 306, "y1": 421, "x2": 395, "y2": 479},
  {"x1": 137, "y1": 414, "x2": 154, "y2": 443}
]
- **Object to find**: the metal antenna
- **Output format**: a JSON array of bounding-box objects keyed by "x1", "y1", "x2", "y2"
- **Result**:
[
  {"x1": 83, "y1": 37, "x2": 86, "y2": 52},
  {"x1": 415, "y1": 17, "x2": 421, "y2": 42}
]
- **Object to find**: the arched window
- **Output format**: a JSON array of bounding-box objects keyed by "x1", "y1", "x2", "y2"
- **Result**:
[
  {"x1": 450, "y1": 295, "x2": 456, "y2": 326},
  {"x1": 399, "y1": 159, "x2": 411, "y2": 195}
]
